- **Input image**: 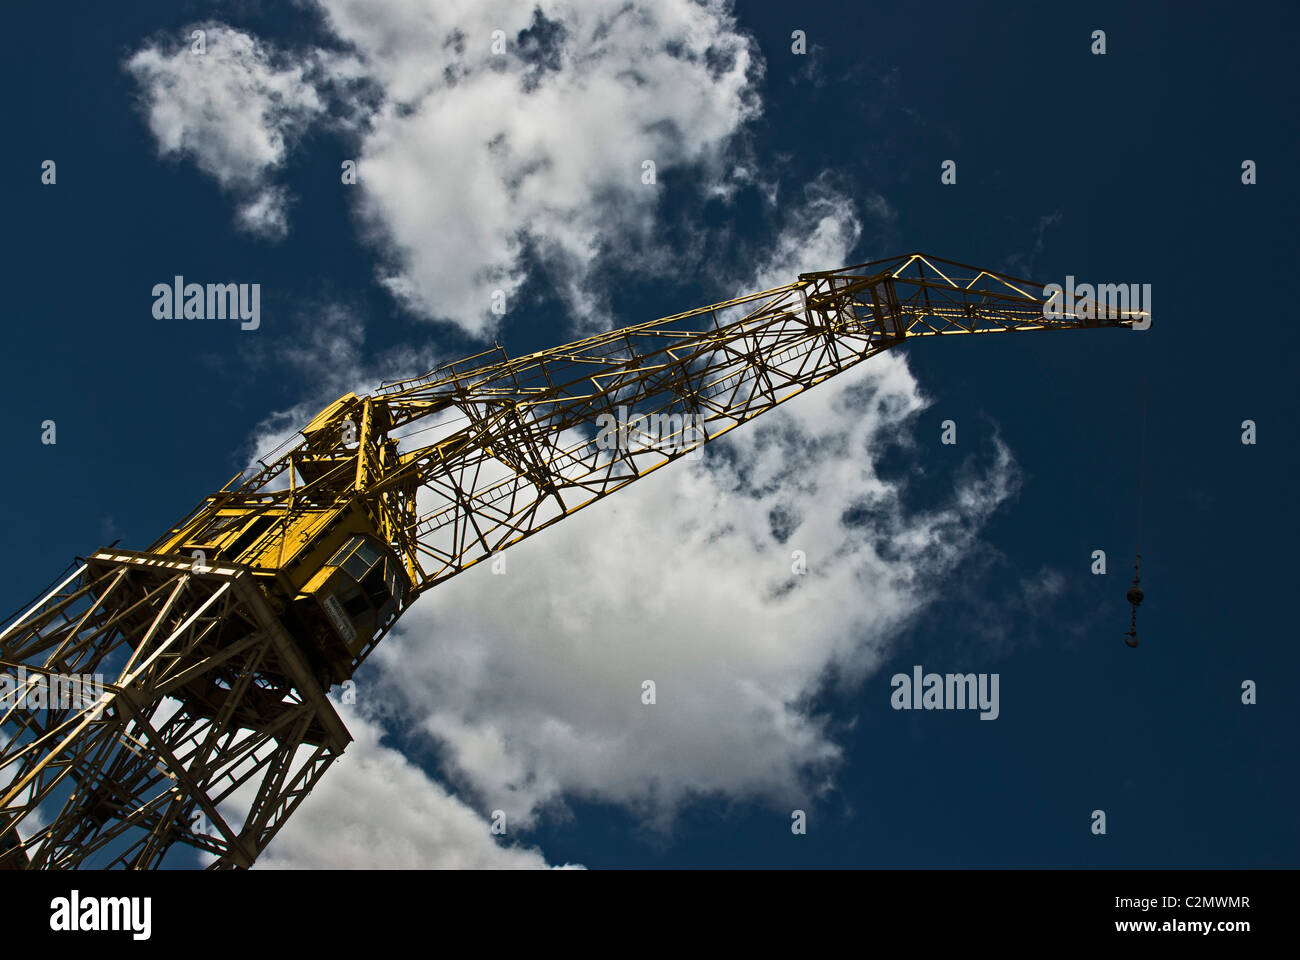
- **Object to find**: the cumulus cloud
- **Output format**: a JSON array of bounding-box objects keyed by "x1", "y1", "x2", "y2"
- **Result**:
[
  {"x1": 248, "y1": 704, "x2": 574, "y2": 868},
  {"x1": 128, "y1": 2, "x2": 762, "y2": 328},
  {"x1": 331, "y1": 0, "x2": 762, "y2": 334},
  {"x1": 372, "y1": 369, "x2": 1017, "y2": 830},
  {"x1": 125, "y1": 24, "x2": 327, "y2": 238},
  {"x1": 362, "y1": 194, "x2": 1020, "y2": 831}
]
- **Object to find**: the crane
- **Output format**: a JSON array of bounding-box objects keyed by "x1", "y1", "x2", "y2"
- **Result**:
[{"x1": 0, "y1": 253, "x2": 1143, "y2": 869}]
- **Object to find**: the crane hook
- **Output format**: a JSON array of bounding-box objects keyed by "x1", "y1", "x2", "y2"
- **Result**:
[{"x1": 1124, "y1": 555, "x2": 1142, "y2": 648}]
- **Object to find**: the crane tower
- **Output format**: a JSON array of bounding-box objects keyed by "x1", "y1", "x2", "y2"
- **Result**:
[{"x1": 0, "y1": 254, "x2": 1143, "y2": 868}]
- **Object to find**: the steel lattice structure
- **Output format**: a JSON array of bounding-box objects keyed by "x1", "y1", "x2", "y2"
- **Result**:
[{"x1": 0, "y1": 253, "x2": 1144, "y2": 868}]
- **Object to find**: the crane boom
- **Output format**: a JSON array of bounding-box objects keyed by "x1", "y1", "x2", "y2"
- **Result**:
[{"x1": 0, "y1": 253, "x2": 1142, "y2": 868}]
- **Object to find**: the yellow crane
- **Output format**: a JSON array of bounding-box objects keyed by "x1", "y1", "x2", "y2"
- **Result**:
[{"x1": 0, "y1": 253, "x2": 1143, "y2": 869}]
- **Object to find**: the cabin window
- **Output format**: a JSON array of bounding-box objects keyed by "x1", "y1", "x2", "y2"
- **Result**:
[
  {"x1": 327, "y1": 536, "x2": 363, "y2": 567},
  {"x1": 327, "y1": 535, "x2": 405, "y2": 629},
  {"x1": 339, "y1": 584, "x2": 371, "y2": 618},
  {"x1": 194, "y1": 513, "x2": 240, "y2": 542},
  {"x1": 226, "y1": 516, "x2": 275, "y2": 558}
]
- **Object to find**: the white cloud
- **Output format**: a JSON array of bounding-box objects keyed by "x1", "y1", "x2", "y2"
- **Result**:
[
  {"x1": 125, "y1": 24, "x2": 326, "y2": 238},
  {"x1": 741, "y1": 174, "x2": 880, "y2": 293},
  {"x1": 365, "y1": 194, "x2": 1020, "y2": 830},
  {"x1": 250, "y1": 704, "x2": 575, "y2": 868},
  {"x1": 128, "y1": 2, "x2": 762, "y2": 328},
  {"x1": 235, "y1": 185, "x2": 291, "y2": 238},
  {"x1": 374, "y1": 370, "x2": 1017, "y2": 830},
  {"x1": 328, "y1": 0, "x2": 762, "y2": 334}
]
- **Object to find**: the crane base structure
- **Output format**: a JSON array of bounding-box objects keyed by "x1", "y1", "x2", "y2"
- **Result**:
[
  {"x1": 0, "y1": 254, "x2": 1146, "y2": 868},
  {"x1": 0, "y1": 550, "x2": 347, "y2": 869}
]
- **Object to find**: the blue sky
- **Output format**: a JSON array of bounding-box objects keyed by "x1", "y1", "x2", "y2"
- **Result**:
[{"x1": 2, "y1": 0, "x2": 1296, "y2": 869}]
